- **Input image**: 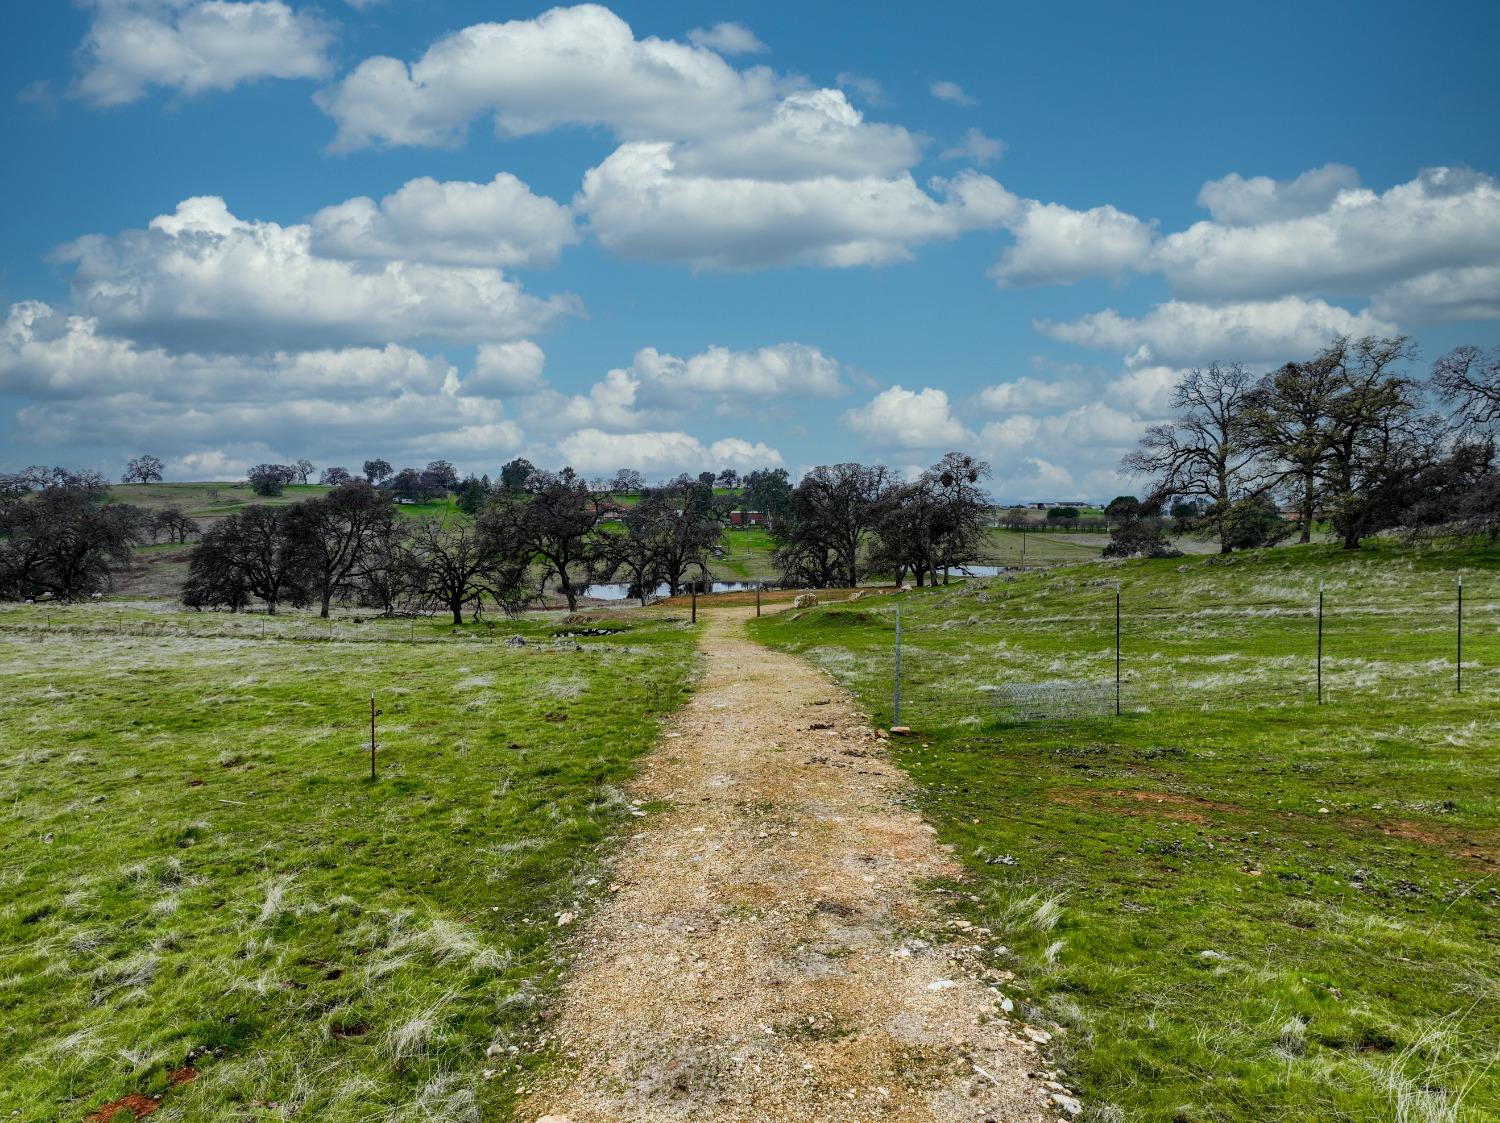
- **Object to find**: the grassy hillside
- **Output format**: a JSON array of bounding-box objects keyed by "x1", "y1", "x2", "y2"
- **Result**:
[
  {"x1": 751, "y1": 540, "x2": 1500, "y2": 1122},
  {"x1": 0, "y1": 602, "x2": 697, "y2": 1120},
  {"x1": 112, "y1": 481, "x2": 461, "y2": 523}
]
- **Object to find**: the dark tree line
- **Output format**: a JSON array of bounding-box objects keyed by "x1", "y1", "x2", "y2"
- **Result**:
[{"x1": 1121, "y1": 336, "x2": 1500, "y2": 554}]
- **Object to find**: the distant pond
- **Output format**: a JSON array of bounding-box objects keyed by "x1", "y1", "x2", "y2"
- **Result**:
[{"x1": 580, "y1": 579, "x2": 766, "y2": 601}]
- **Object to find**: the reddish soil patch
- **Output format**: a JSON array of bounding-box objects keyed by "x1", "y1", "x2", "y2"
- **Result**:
[
  {"x1": 84, "y1": 1094, "x2": 160, "y2": 1122},
  {"x1": 83, "y1": 1068, "x2": 196, "y2": 1121},
  {"x1": 1379, "y1": 820, "x2": 1500, "y2": 871},
  {"x1": 1381, "y1": 820, "x2": 1447, "y2": 845},
  {"x1": 331, "y1": 1021, "x2": 369, "y2": 1039}
]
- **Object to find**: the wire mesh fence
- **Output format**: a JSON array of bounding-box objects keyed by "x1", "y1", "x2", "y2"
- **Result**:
[
  {"x1": 985, "y1": 679, "x2": 1124, "y2": 722},
  {"x1": 802, "y1": 574, "x2": 1497, "y2": 732}
]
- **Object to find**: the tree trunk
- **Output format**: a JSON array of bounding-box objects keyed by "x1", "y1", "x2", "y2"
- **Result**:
[
  {"x1": 266, "y1": 599, "x2": 278, "y2": 616},
  {"x1": 320, "y1": 594, "x2": 332, "y2": 619},
  {"x1": 451, "y1": 599, "x2": 463, "y2": 626}
]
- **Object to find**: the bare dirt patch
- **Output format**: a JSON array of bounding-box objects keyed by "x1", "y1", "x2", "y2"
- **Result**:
[
  {"x1": 1378, "y1": 820, "x2": 1500, "y2": 871},
  {"x1": 83, "y1": 1071, "x2": 195, "y2": 1123},
  {"x1": 84, "y1": 1094, "x2": 161, "y2": 1123},
  {"x1": 521, "y1": 607, "x2": 1069, "y2": 1123}
]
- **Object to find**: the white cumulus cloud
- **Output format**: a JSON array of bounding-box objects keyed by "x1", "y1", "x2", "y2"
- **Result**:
[
  {"x1": 930, "y1": 80, "x2": 975, "y2": 106},
  {"x1": 1037, "y1": 297, "x2": 1396, "y2": 367},
  {"x1": 56, "y1": 196, "x2": 576, "y2": 353},
  {"x1": 310, "y1": 173, "x2": 577, "y2": 269},
  {"x1": 578, "y1": 147, "x2": 1017, "y2": 270},
  {"x1": 1371, "y1": 265, "x2": 1500, "y2": 324},
  {"x1": 686, "y1": 21, "x2": 766, "y2": 55},
  {"x1": 991, "y1": 201, "x2": 1155, "y2": 287},
  {"x1": 628, "y1": 342, "x2": 845, "y2": 400},
  {"x1": 1156, "y1": 166, "x2": 1500, "y2": 303},
  {"x1": 977, "y1": 377, "x2": 1076, "y2": 412},
  {"x1": 317, "y1": 4, "x2": 783, "y2": 151},
  {"x1": 465, "y1": 340, "x2": 548, "y2": 397},
  {"x1": 1195, "y1": 164, "x2": 1361, "y2": 226},
  {"x1": 1, "y1": 301, "x2": 533, "y2": 469},
  {"x1": 522, "y1": 342, "x2": 847, "y2": 432},
  {"x1": 75, "y1": 0, "x2": 333, "y2": 107},
  {"x1": 842, "y1": 385, "x2": 972, "y2": 449},
  {"x1": 941, "y1": 127, "x2": 1005, "y2": 165},
  {"x1": 0, "y1": 301, "x2": 455, "y2": 401},
  {"x1": 555, "y1": 428, "x2": 782, "y2": 475}
]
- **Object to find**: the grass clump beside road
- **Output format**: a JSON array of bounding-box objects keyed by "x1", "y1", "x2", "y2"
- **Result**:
[
  {"x1": 0, "y1": 603, "x2": 697, "y2": 1121},
  {"x1": 751, "y1": 540, "x2": 1500, "y2": 1122}
]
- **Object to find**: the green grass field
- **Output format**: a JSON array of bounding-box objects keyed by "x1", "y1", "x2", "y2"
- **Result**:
[
  {"x1": 751, "y1": 540, "x2": 1500, "y2": 1122},
  {"x1": 0, "y1": 601, "x2": 697, "y2": 1121}
]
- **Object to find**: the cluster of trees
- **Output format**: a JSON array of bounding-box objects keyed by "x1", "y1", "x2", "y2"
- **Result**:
[
  {"x1": 771, "y1": 453, "x2": 992, "y2": 587},
  {"x1": 180, "y1": 471, "x2": 744, "y2": 621},
  {"x1": 1, "y1": 463, "x2": 206, "y2": 601},
  {"x1": 0, "y1": 467, "x2": 145, "y2": 600},
  {"x1": 185, "y1": 482, "x2": 397, "y2": 617},
  {"x1": 1121, "y1": 337, "x2": 1500, "y2": 554}
]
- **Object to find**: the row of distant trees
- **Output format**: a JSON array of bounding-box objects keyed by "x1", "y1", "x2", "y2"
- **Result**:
[
  {"x1": 0, "y1": 453, "x2": 935, "y2": 608},
  {"x1": 180, "y1": 471, "x2": 738, "y2": 621},
  {"x1": 1113, "y1": 337, "x2": 1499, "y2": 556}
]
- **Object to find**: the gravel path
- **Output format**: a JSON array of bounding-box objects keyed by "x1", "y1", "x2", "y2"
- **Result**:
[{"x1": 521, "y1": 607, "x2": 1074, "y2": 1123}]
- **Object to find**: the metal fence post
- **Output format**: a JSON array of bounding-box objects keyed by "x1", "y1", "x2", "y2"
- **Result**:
[
  {"x1": 893, "y1": 604, "x2": 902, "y2": 727},
  {"x1": 691, "y1": 584, "x2": 697, "y2": 624},
  {"x1": 1115, "y1": 584, "x2": 1121, "y2": 716},
  {"x1": 1457, "y1": 574, "x2": 1463, "y2": 694},
  {"x1": 1316, "y1": 582, "x2": 1324, "y2": 705},
  {"x1": 369, "y1": 692, "x2": 378, "y2": 781},
  {"x1": 756, "y1": 584, "x2": 761, "y2": 617}
]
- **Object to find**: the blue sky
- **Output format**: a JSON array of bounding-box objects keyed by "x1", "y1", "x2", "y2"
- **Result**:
[{"x1": 3, "y1": 0, "x2": 1498, "y2": 499}]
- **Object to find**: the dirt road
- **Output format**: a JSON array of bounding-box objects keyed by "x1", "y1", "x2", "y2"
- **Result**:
[{"x1": 521, "y1": 607, "x2": 1071, "y2": 1122}]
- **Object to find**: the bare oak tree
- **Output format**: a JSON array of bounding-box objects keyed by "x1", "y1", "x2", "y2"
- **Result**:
[{"x1": 1122, "y1": 363, "x2": 1268, "y2": 553}]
